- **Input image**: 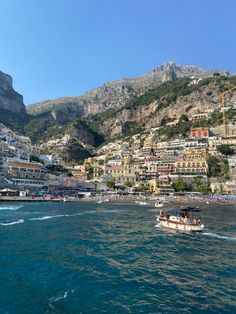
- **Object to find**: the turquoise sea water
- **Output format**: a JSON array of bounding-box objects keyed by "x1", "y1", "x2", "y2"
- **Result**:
[{"x1": 0, "y1": 201, "x2": 235, "y2": 314}]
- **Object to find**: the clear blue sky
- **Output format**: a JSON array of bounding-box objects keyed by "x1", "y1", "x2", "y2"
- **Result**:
[{"x1": 0, "y1": 0, "x2": 235, "y2": 105}]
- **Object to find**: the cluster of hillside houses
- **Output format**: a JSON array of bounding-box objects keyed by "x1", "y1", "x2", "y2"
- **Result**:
[{"x1": 1, "y1": 121, "x2": 236, "y2": 195}]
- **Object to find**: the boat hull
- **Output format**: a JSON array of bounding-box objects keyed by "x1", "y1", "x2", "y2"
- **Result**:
[
  {"x1": 159, "y1": 217, "x2": 204, "y2": 233},
  {"x1": 155, "y1": 203, "x2": 164, "y2": 208}
]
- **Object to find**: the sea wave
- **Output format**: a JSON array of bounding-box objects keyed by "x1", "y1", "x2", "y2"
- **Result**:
[
  {"x1": 203, "y1": 232, "x2": 236, "y2": 241},
  {"x1": 98, "y1": 209, "x2": 122, "y2": 213},
  {"x1": 29, "y1": 213, "x2": 82, "y2": 221},
  {"x1": 0, "y1": 219, "x2": 24, "y2": 226},
  {"x1": 0, "y1": 205, "x2": 23, "y2": 211}
]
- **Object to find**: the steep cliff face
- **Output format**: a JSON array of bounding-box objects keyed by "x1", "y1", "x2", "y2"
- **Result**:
[
  {"x1": 99, "y1": 100, "x2": 159, "y2": 138},
  {"x1": 96, "y1": 75, "x2": 236, "y2": 139},
  {"x1": 0, "y1": 71, "x2": 26, "y2": 114}
]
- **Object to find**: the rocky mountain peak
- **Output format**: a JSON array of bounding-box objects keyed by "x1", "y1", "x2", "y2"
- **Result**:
[
  {"x1": 152, "y1": 61, "x2": 176, "y2": 72},
  {"x1": 146, "y1": 62, "x2": 209, "y2": 82}
]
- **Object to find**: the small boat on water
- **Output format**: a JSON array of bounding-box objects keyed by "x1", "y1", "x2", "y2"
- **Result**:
[
  {"x1": 135, "y1": 201, "x2": 148, "y2": 206},
  {"x1": 158, "y1": 206, "x2": 204, "y2": 233},
  {"x1": 155, "y1": 201, "x2": 164, "y2": 208},
  {"x1": 97, "y1": 199, "x2": 109, "y2": 204}
]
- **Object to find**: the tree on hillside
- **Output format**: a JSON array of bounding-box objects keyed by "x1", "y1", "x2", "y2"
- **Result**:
[
  {"x1": 179, "y1": 114, "x2": 189, "y2": 122},
  {"x1": 134, "y1": 185, "x2": 149, "y2": 192},
  {"x1": 192, "y1": 176, "x2": 203, "y2": 187},
  {"x1": 30, "y1": 155, "x2": 43, "y2": 164},
  {"x1": 196, "y1": 184, "x2": 211, "y2": 194},
  {"x1": 206, "y1": 155, "x2": 230, "y2": 178},
  {"x1": 217, "y1": 144, "x2": 234, "y2": 156},
  {"x1": 46, "y1": 164, "x2": 68, "y2": 172},
  {"x1": 206, "y1": 156, "x2": 221, "y2": 177},
  {"x1": 105, "y1": 179, "x2": 116, "y2": 189},
  {"x1": 124, "y1": 181, "x2": 134, "y2": 188},
  {"x1": 174, "y1": 178, "x2": 188, "y2": 192}
]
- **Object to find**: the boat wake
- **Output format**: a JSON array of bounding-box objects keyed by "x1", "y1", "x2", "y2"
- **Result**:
[
  {"x1": 0, "y1": 205, "x2": 23, "y2": 211},
  {"x1": 203, "y1": 232, "x2": 236, "y2": 241},
  {"x1": 49, "y1": 289, "x2": 76, "y2": 303},
  {"x1": 155, "y1": 225, "x2": 236, "y2": 240},
  {"x1": 0, "y1": 219, "x2": 24, "y2": 226},
  {"x1": 29, "y1": 213, "x2": 82, "y2": 221}
]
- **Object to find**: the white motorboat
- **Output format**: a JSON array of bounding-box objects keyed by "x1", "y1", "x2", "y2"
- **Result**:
[
  {"x1": 97, "y1": 199, "x2": 109, "y2": 204},
  {"x1": 135, "y1": 201, "x2": 148, "y2": 206},
  {"x1": 158, "y1": 206, "x2": 205, "y2": 233},
  {"x1": 155, "y1": 202, "x2": 164, "y2": 208}
]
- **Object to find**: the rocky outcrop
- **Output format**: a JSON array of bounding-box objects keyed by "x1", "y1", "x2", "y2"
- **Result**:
[
  {"x1": 98, "y1": 75, "x2": 236, "y2": 138},
  {"x1": 0, "y1": 71, "x2": 26, "y2": 114},
  {"x1": 100, "y1": 100, "x2": 159, "y2": 138}
]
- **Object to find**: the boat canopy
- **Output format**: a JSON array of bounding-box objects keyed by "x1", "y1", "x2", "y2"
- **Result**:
[{"x1": 179, "y1": 206, "x2": 201, "y2": 212}]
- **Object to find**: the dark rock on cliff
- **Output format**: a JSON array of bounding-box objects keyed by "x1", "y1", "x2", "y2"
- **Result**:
[{"x1": 0, "y1": 71, "x2": 26, "y2": 114}]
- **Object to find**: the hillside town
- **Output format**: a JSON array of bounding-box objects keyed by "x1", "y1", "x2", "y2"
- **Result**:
[{"x1": 1, "y1": 107, "x2": 236, "y2": 199}]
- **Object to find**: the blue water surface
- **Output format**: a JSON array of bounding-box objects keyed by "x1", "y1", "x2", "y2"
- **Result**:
[{"x1": 0, "y1": 201, "x2": 235, "y2": 314}]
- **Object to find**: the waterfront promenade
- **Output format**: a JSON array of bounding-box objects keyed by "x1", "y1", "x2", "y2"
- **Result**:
[{"x1": 1, "y1": 194, "x2": 235, "y2": 204}]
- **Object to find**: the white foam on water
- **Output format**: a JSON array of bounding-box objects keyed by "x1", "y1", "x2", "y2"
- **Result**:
[
  {"x1": 50, "y1": 289, "x2": 76, "y2": 303},
  {"x1": 29, "y1": 215, "x2": 58, "y2": 221},
  {"x1": 83, "y1": 210, "x2": 96, "y2": 214},
  {"x1": 0, "y1": 219, "x2": 24, "y2": 226},
  {"x1": 155, "y1": 223, "x2": 161, "y2": 228},
  {"x1": 98, "y1": 209, "x2": 121, "y2": 213},
  {"x1": 203, "y1": 232, "x2": 236, "y2": 241},
  {"x1": 50, "y1": 290, "x2": 69, "y2": 302},
  {"x1": 0, "y1": 205, "x2": 23, "y2": 211},
  {"x1": 20, "y1": 211, "x2": 42, "y2": 215},
  {"x1": 29, "y1": 213, "x2": 82, "y2": 221}
]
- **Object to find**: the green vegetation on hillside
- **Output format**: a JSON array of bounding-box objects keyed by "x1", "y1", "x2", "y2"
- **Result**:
[
  {"x1": 122, "y1": 77, "x2": 211, "y2": 112},
  {"x1": 206, "y1": 155, "x2": 229, "y2": 178},
  {"x1": 46, "y1": 164, "x2": 72, "y2": 175},
  {"x1": 87, "y1": 75, "x2": 236, "y2": 143},
  {"x1": 62, "y1": 138, "x2": 93, "y2": 163},
  {"x1": 217, "y1": 144, "x2": 234, "y2": 155},
  {"x1": 0, "y1": 108, "x2": 30, "y2": 133},
  {"x1": 157, "y1": 114, "x2": 192, "y2": 139},
  {"x1": 156, "y1": 108, "x2": 227, "y2": 140}
]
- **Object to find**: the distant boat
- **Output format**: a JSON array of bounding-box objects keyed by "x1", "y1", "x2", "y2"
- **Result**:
[
  {"x1": 158, "y1": 206, "x2": 205, "y2": 233},
  {"x1": 135, "y1": 201, "x2": 148, "y2": 206},
  {"x1": 155, "y1": 201, "x2": 164, "y2": 208},
  {"x1": 97, "y1": 199, "x2": 109, "y2": 204}
]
